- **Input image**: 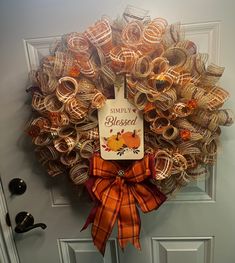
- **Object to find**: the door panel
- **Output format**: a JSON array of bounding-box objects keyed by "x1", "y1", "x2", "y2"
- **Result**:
[
  {"x1": 152, "y1": 237, "x2": 213, "y2": 263},
  {"x1": 58, "y1": 239, "x2": 118, "y2": 263},
  {"x1": 0, "y1": 1, "x2": 235, "y2": 263}
]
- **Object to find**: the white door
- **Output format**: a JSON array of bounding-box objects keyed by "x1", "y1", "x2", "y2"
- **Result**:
[{"x1": 0, "y1": 1, "x2": 235, "y2": 263}]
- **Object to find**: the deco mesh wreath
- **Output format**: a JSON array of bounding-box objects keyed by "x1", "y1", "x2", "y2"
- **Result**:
[{"x1": 26, "y1": 6, "x2": 233, "y2": 255}]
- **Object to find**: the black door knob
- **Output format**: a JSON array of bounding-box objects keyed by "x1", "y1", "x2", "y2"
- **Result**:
[
  {"x1": 9, "y1": 178, "x2": 27, "y2": 195},
  {"x1": 15, "y1": 211, "x2": 47, "y2": 233}
]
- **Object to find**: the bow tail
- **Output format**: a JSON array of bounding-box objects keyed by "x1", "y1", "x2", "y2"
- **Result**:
[
  {"x1": 91, "y1": 181, "x2": 123, "y2": 255},
  {"x1": 130, "y1": 183, "x2": 167, "y2": 213},
  {"x1": 118, "y1": 184, "x2": 141, "y2": 250}
]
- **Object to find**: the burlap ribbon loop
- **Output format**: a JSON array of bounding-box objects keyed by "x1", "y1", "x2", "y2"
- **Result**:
[
  {"x1": 66, "y1": 32, "x2": 91, "y2": 59},
  {"x1": 70, "y1": 163, "x2": 89, "y2": 184},
  {"x1": 85, "y1": 17, "x2": 113, "y2": 63},
  {"x1": 56, "y1": 76, "x2": 79, "y2": 103},
  {"x1": 31, "y1": 92, "x2": 47, "y2": 113},
  {"x1": 153, "y1": 150, "x2": 173, "y2": 180}
]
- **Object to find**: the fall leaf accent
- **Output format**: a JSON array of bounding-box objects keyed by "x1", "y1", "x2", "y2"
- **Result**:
[
  {"x1": 187, "y1": 99, "x2": 198, "y2": 110},
  {"x1": 180, "y1": 129, "x2": 191, "y2": 140},
  {"x1": 68, "y1": 66, "x2": 80, "y2": 78}
]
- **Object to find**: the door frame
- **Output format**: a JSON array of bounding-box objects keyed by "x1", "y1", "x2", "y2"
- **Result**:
[{"x1": 0, "y1": 179, "x2": 19, "y2": 263}]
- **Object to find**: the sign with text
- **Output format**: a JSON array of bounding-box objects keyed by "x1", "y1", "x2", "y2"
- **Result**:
[{"x1": 98, "y1": 76, "x2": 144, "y2": 160}]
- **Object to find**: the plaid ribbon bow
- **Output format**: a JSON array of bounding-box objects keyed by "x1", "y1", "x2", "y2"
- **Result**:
[{"x1": 83, "y1": 154, "x2": 167, "y2": 255}]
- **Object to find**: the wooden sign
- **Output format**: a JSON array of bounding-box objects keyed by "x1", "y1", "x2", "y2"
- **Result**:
[{"x1": 98, "y1": 76, "x2": 144, "y2": 160}]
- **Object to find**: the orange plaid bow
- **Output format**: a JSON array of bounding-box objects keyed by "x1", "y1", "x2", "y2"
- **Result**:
[{"x1": 83, "y1": 154, "x2": 166, "y2": 255}]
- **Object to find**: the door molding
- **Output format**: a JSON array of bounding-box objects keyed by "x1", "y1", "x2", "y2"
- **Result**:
[{"x1": 0, "y1": 178, "x2": 19, "y2": 263}]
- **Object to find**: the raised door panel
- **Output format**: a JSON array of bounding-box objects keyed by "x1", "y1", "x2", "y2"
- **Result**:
[
  {"x1": 58, "y1": 239, "x2": 119, "y2": 263},
  {"x1": 152, "y1": 237, "x2": 213, "y2": 263}
]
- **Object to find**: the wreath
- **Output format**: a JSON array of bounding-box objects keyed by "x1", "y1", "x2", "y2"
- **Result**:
[{"x1": 25, "y1": 6, "x2": 233, "y2": 255}]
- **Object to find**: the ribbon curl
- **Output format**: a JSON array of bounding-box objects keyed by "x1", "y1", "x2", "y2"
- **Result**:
[{"x1": 83, "y1": 154, "x2": 166, "y2": 255}]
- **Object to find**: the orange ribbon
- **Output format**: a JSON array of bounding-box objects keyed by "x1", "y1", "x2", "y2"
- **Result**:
[{"x1": 83, "y1": 154, "x2": 166, "y2": 255}]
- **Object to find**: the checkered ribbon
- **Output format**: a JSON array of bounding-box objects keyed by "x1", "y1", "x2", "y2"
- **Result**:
[{"x1": 82, "y1": 154, "x2": 166, "y2": 255}]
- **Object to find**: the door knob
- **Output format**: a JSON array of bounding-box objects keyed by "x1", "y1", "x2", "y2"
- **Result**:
[
  {"x1": 9, "y1": 178, "x2": 27, "y2": 195},
  {"x1": 15, "y1": 211, "x2": 47, "y2": 233}
]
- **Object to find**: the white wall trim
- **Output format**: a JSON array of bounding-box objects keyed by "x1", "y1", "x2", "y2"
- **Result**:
[{"x1": 0, "y1": 179, "x2": 19, "y2": 263}]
